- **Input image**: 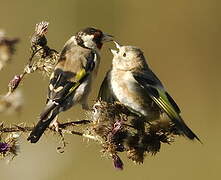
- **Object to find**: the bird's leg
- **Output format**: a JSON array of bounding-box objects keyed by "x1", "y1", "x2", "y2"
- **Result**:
[
  {"x1": 81, "y1": 99, "x2": 91, "y2": 111},
  {"x1": 82, "y1": 103, "x2": 89, "y2": 110},
  {"x1": 49, "y1": 115, "x2": 60, "y2": 132},
  {"x1": 49, "y1": 115, "x2": 67, "y2": 153},
  {"x1": 57, "y1": 129, "x2": 67, "y2": 154}
]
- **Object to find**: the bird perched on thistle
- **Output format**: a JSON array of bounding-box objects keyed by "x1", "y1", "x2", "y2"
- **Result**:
[
  {"x1": 27, "y1": 27, "x2": 113, "y2": 143},
  {"x1": 98, "y1": 41, "x2": 200, "y2": 141}
]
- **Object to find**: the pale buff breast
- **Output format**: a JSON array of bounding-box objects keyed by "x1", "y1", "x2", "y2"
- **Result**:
[{"x1": 110, "y1": 70, "x2": 160, "y2": 121}]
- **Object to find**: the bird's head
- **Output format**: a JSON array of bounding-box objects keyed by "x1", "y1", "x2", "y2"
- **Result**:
[
  {"x1": 110, "y1": 41, "x2": 147, "y2": 71},
  {"x1": 75, "y1": 27, "x2": 113, "y2": 50}
]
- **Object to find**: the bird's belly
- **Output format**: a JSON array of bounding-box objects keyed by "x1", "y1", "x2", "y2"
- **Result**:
[
  {"x1": 110, "y1": 71, "x2": 159, "y2": 120},
  {"x1": 73, "y1": 76, "x2": 92, "y2": 103}
]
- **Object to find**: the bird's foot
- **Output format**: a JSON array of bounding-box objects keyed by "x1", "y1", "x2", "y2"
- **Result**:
[
  {"x1": 49, "y1": 116, "x2": 60, "y2": 132},
  {"x1": 82, "y1": 103, "x2": 90, "y2": 111}
]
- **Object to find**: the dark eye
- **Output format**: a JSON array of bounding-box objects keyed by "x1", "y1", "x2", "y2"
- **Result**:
[{"x1": 123, "y1": 53, "x2": 126, "y2": 57}]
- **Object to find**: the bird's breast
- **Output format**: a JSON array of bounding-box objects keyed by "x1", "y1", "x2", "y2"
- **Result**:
[{"x1": 110, "y1": 70, "x2": 160, "y2": 120}]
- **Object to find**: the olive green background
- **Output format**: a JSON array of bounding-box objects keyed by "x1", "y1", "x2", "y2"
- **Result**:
[{"x1": 0, "y1": 0, "x2": 220, "y2": 180}]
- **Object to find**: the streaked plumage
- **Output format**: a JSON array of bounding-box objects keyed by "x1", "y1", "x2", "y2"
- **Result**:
[
  {"x1": 98, "y1": 42, "x2": 200, "y2": 141},
  {"x1": 27, "y1": 27, "x2": 113, "y2": 143}
]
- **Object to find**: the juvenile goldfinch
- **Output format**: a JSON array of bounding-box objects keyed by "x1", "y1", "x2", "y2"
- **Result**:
[
  {"x1": 98, "y1": 41, "x2": 200, "y2": 141},
  {"x1": 27, "y1": 27, "x2": 113, "y2": 143}
]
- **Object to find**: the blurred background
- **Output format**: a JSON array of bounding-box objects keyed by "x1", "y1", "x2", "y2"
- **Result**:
[{"x1": 0, "y1": 0, "x2": 220, "y2": 179}]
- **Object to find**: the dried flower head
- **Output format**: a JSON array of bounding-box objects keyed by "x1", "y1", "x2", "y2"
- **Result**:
[
  {"x1": 85, "y1": 100, "x2": 176, "y2": 168},
  {"x1": 0, "y1": 30, "x2": 6, "y2": 39},
  {"x1": 24, "y1": 51, "x2": 58, "y2": 77},
  {"x1": 0, "y1": 90, "x2": 23, "y2": 114},
  {"x1": 31, "y1": 21, "x2": 49, "y2": 48},
  {"x1": 0, "y1": 30, "x2": 19, "y2": 70},
  {"x1": 34, "y1": 52, "x2": 58, "y2": 76},
  {"x1": 0, "y1": 132, "x2": 20, "y2": 160},
  {"x1": 112, "y1": 154, "x2": 124, "y2": 170},
  {"x1": 0, "y1": 142, "x2": 9, "y2": 153},
  {"x1": 35, "y1": 21, "x2": 49, "y2": 36},
  {"x1": 27, "y1": 21, "x2": 59, "y2": 77}
]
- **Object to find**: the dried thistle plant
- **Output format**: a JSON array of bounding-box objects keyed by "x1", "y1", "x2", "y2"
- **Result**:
[
  {"x1": 0, "y1": 100, "x2": 178, "y2": 169},
  {"x1": 6, "y1": 21, "x2": 59, "y2": 95},
  {"x1": 27, "y1": 21, "x2": 59, "y2": 77},
  {"x1": 0, "y1": 120, "x2": 90, "y2": 160},
  {"x1": 85, "y1": 100, "x2": 176, "y2": 169},
  {"x1": 0, "y1": 132, "x2": 21, "y2": 161},
  {"x1": 0, "y1": 30, "x2": 19, "y2": 71}
]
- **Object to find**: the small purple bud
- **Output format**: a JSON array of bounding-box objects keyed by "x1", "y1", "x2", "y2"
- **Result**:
[
  {"x1": 112, "y1": 154, "x2": 124, "y2": 170},
  {"x1": 8, "y1": 75, "x2": 21, "y2": 93},
  {"x1": 0, "y1": 142, "x2": 9, "y2": 153}
]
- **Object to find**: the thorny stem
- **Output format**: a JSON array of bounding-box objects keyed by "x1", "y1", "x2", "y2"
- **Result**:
[
  {"x1": 0, "y1": 120, "x2": 99, "y2": 154},
  {"x1": 61, "y1": 130, "x2": 84, "y2": 136},
  {"x1": 0, "y1": 120, "x2": 138, "y2": 148},
  {"x1": 0, "y1": 120, "x2": 90, "y2": 135},
  {"x1": 0, "y1": 121, "x2": 135, "y2": 138},
  {"x1": 82, "y1": 134, "x2": 99, "y2": 141},
  {"x1": 59, "y1": 120, "x2": 91, "y2": 128}
]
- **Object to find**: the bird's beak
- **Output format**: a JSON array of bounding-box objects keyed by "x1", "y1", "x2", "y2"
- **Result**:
[
  {"x1": 110, "y1": 41, "x2": 121, "y2": 56},
  {"x1": 101, "y1": 33, "x2": 113, "y2": 43},
  {"x1": 110, "y1": 49, "x2": 118, "y2": 56},
  {"x1": 113, "y1": 41, "x2": 121, "y2": 49},
  {"x1": 110, "y1": 41, "x2": 122, "y2": 56}
]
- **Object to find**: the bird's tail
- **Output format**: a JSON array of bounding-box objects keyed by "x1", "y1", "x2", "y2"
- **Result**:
[
  {"x1": 174, "y1": 117, "x2": 202, "y2": 143},
  {"x1": 27, "y1": 102, "x2": 59, "y2": 143}
]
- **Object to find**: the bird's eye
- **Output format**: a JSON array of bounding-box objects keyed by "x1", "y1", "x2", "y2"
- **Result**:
[{"x1": 123, "y1": 53, "x2": 126, "y2": 57}]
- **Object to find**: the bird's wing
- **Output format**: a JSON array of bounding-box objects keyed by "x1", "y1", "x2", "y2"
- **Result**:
[
  {"x1": 97, "y1": 70, "x2": 116, "y2": 103},
  {"x1": 48, "y1": 46, "x2": 96, "y2": 105},
  {"x1": 132, "y1": 70, "x2": 181, "y2": 114},
  {"x1": 132, "y1": 70, "x2": 200, "y2": 141}
]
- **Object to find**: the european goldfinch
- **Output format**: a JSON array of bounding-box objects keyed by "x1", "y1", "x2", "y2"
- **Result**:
[{"x1": 28, "y1": 27, "x2": 113, "y2": 143}]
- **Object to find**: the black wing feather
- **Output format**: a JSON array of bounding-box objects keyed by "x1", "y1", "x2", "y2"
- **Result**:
[{"x1": 97, "y1": 71, "x2": 116, "y2": 103}]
